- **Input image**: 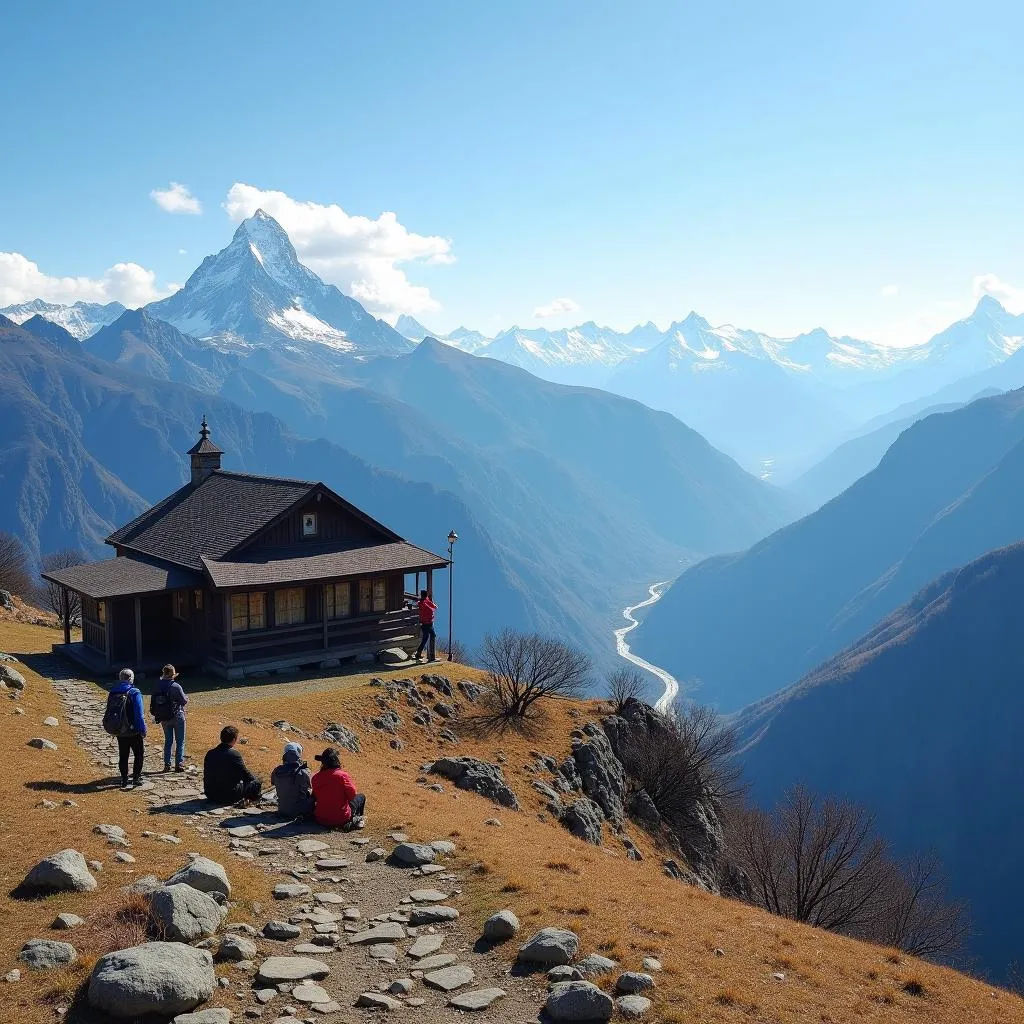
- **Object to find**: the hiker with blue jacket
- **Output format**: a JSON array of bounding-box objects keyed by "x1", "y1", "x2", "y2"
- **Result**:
[
  {"x1": 151, "y1": 663, "x2": 188, "y2": 772},
  {"x1": 103, "y1": 668, "x2": 147, "y2": 789},
  {"x1": 270, "y1": 742, "x2": 314, "y2": 819}
]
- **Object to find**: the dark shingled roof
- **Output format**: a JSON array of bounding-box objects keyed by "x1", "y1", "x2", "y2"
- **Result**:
[
  {"x1": 106, "y1": 470, "x2": 316, "y2": 570},
  {"x1": 42, "y1": 556, "x2": 203, "y2": 599},
  {"x1": 201, "y1": 541, "x2": 448, "y2": 590}
]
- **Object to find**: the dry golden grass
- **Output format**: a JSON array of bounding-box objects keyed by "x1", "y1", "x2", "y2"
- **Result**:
[
  {"x1": 2, "y1": 621, "x2": 1023, "y2": 1023},
  {"x1": 0, "y1": 623, "x2": 274, "y2": 1023}
]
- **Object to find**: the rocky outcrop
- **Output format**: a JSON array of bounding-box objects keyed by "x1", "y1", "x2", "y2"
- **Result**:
[
  {"x1": 428, "y1": 757, "x2": 519, "y2": 809},
  {"x1": 560, "y1": 798, "x2": 605, "y2": 845},
  {"x1": 571, "y1": 725, "x2": 626, "y2": 823},
  {"x1": 323, "y1": 722, "x2": 361, "y2": 753}
]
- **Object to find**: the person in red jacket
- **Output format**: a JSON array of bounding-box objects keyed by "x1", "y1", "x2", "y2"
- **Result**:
[
  {"x1": 414, "y1": 589, "x2": 437, "y2": 661},
  {"x1": 311, "y1": 747, "x2": 366, "y2": 829}
]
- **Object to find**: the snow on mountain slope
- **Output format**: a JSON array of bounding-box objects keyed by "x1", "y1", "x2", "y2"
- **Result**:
[
  {"x1": 146, "y1": 210, "x2": 410, "y2": 357},
  {"x1": 0, "y1": 299, "x2": 126, "y2": 339}
]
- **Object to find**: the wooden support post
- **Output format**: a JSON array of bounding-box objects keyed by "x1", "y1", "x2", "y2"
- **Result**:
[
  {"x1": 103, "y1": 603, "x2": 112, "y2": 668},
  {"x1": 134, "y1": 596, "x2": 143, "y2": 667},
  {"x1": 426, "y1": 568, "x2": 435, "y2": 662},
  {"x1": 224, "y1": 595, "x2": 233, "y2": 665},
  {"x1": 322, "y1": 584, "x2": 329, "y2": 650},
  {"x1": 62, "y1": 589, "x2": 71, "y2": 646}
]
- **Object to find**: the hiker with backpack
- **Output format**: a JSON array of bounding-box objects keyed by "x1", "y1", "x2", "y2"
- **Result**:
[
  {"x1": 151, "y1": 663, "x2": 188, "y2": 772},
  {"x1": 270, "y1": 742, "x2": 314, "y2": 819},
  {"x1": 103, "y1": 668, "x2": 147, "y2": 789}
]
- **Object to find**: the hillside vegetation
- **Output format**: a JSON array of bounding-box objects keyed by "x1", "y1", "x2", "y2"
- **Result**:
[{"x1": 2, "y1": 621, "x2": 1022, "y2": 1023}]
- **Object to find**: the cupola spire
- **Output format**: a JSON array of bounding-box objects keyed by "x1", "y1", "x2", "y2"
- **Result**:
[{"x1": 186, "y1": 415, "x2": 224, "y2": 486}]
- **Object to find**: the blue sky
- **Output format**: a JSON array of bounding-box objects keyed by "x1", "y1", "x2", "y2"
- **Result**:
[{"x1": 2, "y1": 0, "x2": 1023, "y2": 343}]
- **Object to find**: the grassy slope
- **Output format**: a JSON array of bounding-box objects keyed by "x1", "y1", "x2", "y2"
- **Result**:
[{"x1": 2, "y1": 621, "x2": 1022, "y2": 1024}]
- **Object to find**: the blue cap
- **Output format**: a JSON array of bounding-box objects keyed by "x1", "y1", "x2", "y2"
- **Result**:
[{"x1": 282, "y1": 742, "x2": 303, "y2": 762}]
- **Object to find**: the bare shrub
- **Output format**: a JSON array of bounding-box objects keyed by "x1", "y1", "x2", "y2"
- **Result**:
[
  {"x1": 478, "y1": 629, "x2": 590, "y2": 725},
  {"x1": 606, "y1": 667, "x2": 645, "y2": 714},
  {"x1": 41, "y1": 548, "x2": 85, "y2": 629},
  {"x1": 0, "y1": 531, "x2": 31, "y2": 597},
  {"x1": 728, "y1": 786, "x2": 967, "y2": 962}
]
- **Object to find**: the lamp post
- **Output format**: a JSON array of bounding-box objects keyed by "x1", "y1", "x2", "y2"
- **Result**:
[{"x1": 447, "y1": 530, "x2": 458, "y2": 661}]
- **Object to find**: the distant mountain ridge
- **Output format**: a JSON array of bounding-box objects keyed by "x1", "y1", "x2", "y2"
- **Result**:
[
  {"x1": 736, "y1": 540, "x2": 1024, "y2": 979},
  {"x1": 0, "y1": 298, "x2": 126, "y2": 339}
]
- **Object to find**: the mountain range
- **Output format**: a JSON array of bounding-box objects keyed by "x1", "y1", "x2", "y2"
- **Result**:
[
  {"x1": 736, "y1": 540, "x2": 1024, "y2": 979},
  {"x1": 633, "y1": 386, "x2": 1024, "y2": 711},
  {"x1": 0, "y1": 298, "x2": 126, "y2": 339}
]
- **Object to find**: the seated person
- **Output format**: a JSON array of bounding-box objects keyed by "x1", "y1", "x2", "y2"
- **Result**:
[
  {"x1": 271, "y1": 742, "x2": 314, "y2": 818},
  {"x1": 311, "y1": 747, "x2": 366, "y2": 829},
  {"x1": 203, "y1": 725, "x2": 262, "y2": 805}
]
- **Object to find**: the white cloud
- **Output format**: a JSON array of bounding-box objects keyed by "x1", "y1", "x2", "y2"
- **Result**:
[
  {"x1": 0, "y1": 251, "x2": 170, "y2": 307},
  {"x1": 880, "y1": 284, "x2": 899, "y2": 297},
  {"x1": 178, "y1": 248, "x2": 188, "y2": 255},
  {"x1": 150, "y1": 182, "x2": 202, "y2": 215},
  {"x1": 973, "y1": 273, "x2": 1024, "y2": 314},
  {"x1": 223, "y1": 183, "x2": 453, "y2": 315},
  {"x1": 533, "y1": 296, "x2": 581, "y2": 319}
]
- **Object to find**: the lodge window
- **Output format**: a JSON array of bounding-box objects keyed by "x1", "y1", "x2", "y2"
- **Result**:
[
  {"x1": 325, "y1": 582, "x2": 351, "y2": 620},
  {"x1": 358, "y1": 578, "x2": 387, "y2": 614},
  {"x1": 274, "y1": 587, "x2": 306, "y2": 626},
  {"x1": 302, "y1": 512, "x2": 318, "y2": 537},
  {"x1": 194, "y1": 589, "x2": 204, "y2": 611},
  {"x1": 172, "y1": 591, "x2": 188, "y2": 620},
  {"x1": 231, "y1": 592, "x2": 266, "y2": 632},
  {"x1": 97, "y1": 600, "x2": 106, "y2": 626}
]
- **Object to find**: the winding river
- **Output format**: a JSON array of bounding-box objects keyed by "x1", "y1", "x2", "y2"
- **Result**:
[{"x1": 614, "y1": 580, "x2": 679, "y2": 713}]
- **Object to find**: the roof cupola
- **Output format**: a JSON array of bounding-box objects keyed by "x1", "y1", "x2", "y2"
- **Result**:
[{"x1": 186, "y1": 415, "x2": 223, "y2": 486}]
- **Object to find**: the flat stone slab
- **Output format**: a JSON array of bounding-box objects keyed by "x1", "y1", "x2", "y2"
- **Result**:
[
  {"x1": 348, "y1": 922, "x2": 406, "y2": 945},
  {"x1": 292, "y1": 983, "x2": 331, "y2": 1003},
  {"x1": 296, "y1": 840, "x2": 330, "y2": 854},
  {"x1": 417, "y1": 863, "x2": 447, "y2": 875},
  {"x1": 293, "y1": 943, "x2": 335, "y2": 955},
  {"x1": 424, "y1": 965, "x2": 475, "y2": 992},
  {"x1": 409, "y1": 905, "x2": 459, "y2": 925},
  {"x1": 391, "y1": 842, "x2": 435, "y2": 866},
  {"x1": 314, "y1": 892, "x2": 345, "y2": 905},
  {"x1": 407, "y1": 934, "x2": 445, "y2": 959},
  {"x1": 273, "y1": 883, "x2": 311, "y2": 899},
  {"x1": 255, "y1": 956, "x2": 330, "y2": 984},
  {"x1": 409, "y1": 888, "x2": 449, "y2": 902},
  {"x1": 367, "y1": 943, "x2": 400, "y2": 961},
  {"x1": 225, "y1": 825, "x2": 259, "y2": 838},
  {"x1": 449, "y1": 988, "x2": 507, "y2": 1011},
  {"x1": 314, "y1": 858, "x2": 350, "y2": 870},
  {"x1": 414, "y1": 953, "x2": 459, "y2": 971},
  {"x1": 356, "y1": 992, "x2": 403, "y2": 1010}
]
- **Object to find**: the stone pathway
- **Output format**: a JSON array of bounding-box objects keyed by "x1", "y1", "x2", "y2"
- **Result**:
[{"x1": 40, "y1": 660, "x2": 555, "y2": 1023}]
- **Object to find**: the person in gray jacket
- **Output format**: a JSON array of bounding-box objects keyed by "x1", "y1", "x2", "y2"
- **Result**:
[{"x1": 271, "y1": 742, "x2": 314, "y2": 819}]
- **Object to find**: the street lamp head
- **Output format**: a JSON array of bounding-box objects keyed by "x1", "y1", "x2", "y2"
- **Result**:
[{"x1": 448, "y1": 530, "x2": 458, "y2": 545}]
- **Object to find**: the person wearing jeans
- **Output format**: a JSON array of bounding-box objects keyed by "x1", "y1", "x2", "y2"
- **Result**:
[
  {"x1": 109, "y1": 668, "x2": 147, "y2": 789},
  {"x1": 414, "y1": 589, "x2": 437, "y2": 661},
  {"x1": 154, "y1": 664, "x2": 188, "y2": 771}
]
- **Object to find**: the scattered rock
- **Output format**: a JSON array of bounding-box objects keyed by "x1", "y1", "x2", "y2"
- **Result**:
[
  {"x1": 115, "y1": 851, "x2": 136, "y2": 864},
  {"x1": 409, "y1": 888, "x2": 449, "y2": 902},
  {"x1": 414, "y1": 954, "x2": 460, "y2": 971},
  {"x1": 641, "y1": 957, "x2": 662, "y2": 972},
  {"x1": 616, "y1": 972, "x2": 655, "y2": 994},
  {"x1": 292, "y1": 983, "x2": 331, "y2": 1004},
  {"x1": 545, "y1": 980, "x2": 614, "y2": 1022},
  {"x1": 391, "y1": 842, "x2": 435, "y2": 867},
  {"x1": 548, "y1": 965, "x2": 584, "y2": 982},
  {"x1": 22, "y1": 849, "x2": 97, "y2": 893},
  {"x1": 517, "y1": 928, "x2": 580, "y2": 967},
  {"x1": 355, "y1": 992, "x2": 403, "y2": 1010},
  {"x1": 407, "y1": 934, "x2": 445, "y2": 959},
  {"x1": 28, "y1": 737, "x2": 58, "y2": 750},
  {"x1": 43, "y1": 716, "x2": 59, "y2": 727},
  {"x1": 218, "y1": 935, "x2": 257, "y2": 961},
  {"x1": 616, "y1": 994, "x2": 652, "y2": 1017},
  {"x1": 173, "y1": 1010, "x2": 232, "y2": 1024},
  {"x1": 273, "y1": 883, "x2": 311, "y2": 899},
  {"x1": 482, "y1": 910, "x2": 520, "y2": 941},
  {"x1": 576, "y1": 953, "x2": 617, "y2": 976},
  {"x1": 4, "y1": 969, "x2": 21, "y2": 982},
  {"x1": 388, "y1": 978, "x2": 415, "y2": 995},
  {"x1": 166, "y1": 856, "x2": 232, "y2": 898},
  {"x1": 20, "y1": 939, "x2": 77, "y2": 970},
  {"x1": 366, "y1": 848, "x2": 387, "y2": 863},
  {"x1": 264, "y1": 921, "x2": 302, "y2": 941},
  {"x1": 424, "y1": 964, "x2": 475, "y2": 991},
  {"x1": 148, "y1": 884, "x2": 223, "y2": 942},
  {"x1": 51, "y1": 913, "x2": 85, "y2": 930},
  {"x1": 0, "y1": 664, "x2": 25, "y2": 689},
  {"x1": 348, "y1": 922, "x2": 406, "y2": 945},
  {"x1": 409, "y1": 906, "x2": 459, "y2": 925},
  {"x1": 255, "y1": 957, "x2": 330, "y2": 985},
  {"x1": 449, "y1": 988, "x2": 506, "y2": 1011},
  {"x1": 295, "y1": 840, "x2": 329, "y2": 855},
  {"x1": 428, "y1": 757, "x2": 519, "y2": 809},
  {"x1": 322, "y1": 723, "x2": 361, "y2": 754},
  {"x1": 88, "y1": 942, "x2": 215, "y2": 1017}
]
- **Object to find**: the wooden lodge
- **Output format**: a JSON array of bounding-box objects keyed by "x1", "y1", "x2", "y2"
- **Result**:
[{"x1": 43, "y1": 419, "x2": 449, "y2": 679}]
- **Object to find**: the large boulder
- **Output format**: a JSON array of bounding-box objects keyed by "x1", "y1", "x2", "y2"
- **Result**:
[
  {"x1": 560, "y1": 799, "x2": 604, "y2": 845},
  {"x1": 572, "y1": 725, "x2": 625, "y2": 823},
  {"x1": 148, "y1": 884, "x2": 223, "y2": 942},
  {"x1": 88, "y1": 942, "x2": 215, "y2": 1017},
  {"x1": 22, "y1": 849, "x2": 97, "y2": 893},
  {"x1": 20, "y1": 939, "x2": 77, "y2": 970},
  {"x1": 517, "y1": 928, "x2": 579, "y2": 967},
  {"x1": 428, "y1": 757, "x2": 519, "y2": 809},
  {"x1": 166, "y1": 856, "x2": 231, "y2": 898},
  {"x1": 545, "y1": 980, "x2": 614, "y2": 1022},
  {"x1": 0, "y1": 663, "x2": 25, "y2": 689}
]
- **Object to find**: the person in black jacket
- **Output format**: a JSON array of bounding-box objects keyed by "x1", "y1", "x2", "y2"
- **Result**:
[{"x1": 203, "y1": 725, "x2": 262, "y2": 805}]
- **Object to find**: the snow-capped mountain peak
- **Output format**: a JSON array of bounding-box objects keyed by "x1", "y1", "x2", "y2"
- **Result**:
[
  {"x1": 145, "y1": 211, "x2": 409, "y2": 357},
  {"x1": 0, "y1": 298, "x2": 126, "y2": 339}
]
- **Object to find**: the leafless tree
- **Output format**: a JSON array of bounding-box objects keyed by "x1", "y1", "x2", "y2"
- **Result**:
[
  {"x1": 728, "y1": 787, "x2": 967, "y2": 961},
  {"x1": 479, "y1": 629, "x2": 590, "y2": 724},
  {"x1": 618, "y1": 703, "x2": 742, "y2": 841},
  {"x1": 606, "y1": 667, "x2": 645, "y2": 714},
  {"x1": 0, "y1": 531, "x2": 31, "y2": 598},
  {"x1": 41, "y1": 549, "x2": 85, "y2": 629}
]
